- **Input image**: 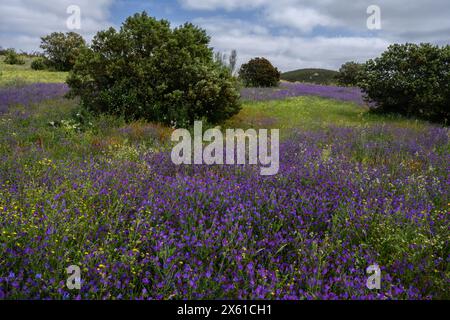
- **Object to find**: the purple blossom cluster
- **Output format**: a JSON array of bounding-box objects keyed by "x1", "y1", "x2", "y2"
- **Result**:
[
  {"x1": 0, "y1": 83, "x2": 69, "y2": 114},
  {"x1": 0, "y1": 124, "x2": 448, "y2": 299},
  {"x1": 0, "y1": 80, "x2": 448, "y2": 299},
  {"x1": 241, "y1": 82, "x2": 366, "y2": 105}
]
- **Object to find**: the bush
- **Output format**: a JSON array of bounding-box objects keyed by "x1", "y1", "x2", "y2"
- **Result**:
[
  {"x1": 360, "y1": 43, "x2": 450, "y2": 124},
  {"x1": 31, "y1": 57, "x2": 49, "y2": 70},
  {"x1": 67, "y1": 12, "x2": 241, "y2": 127},
  {"x1": 336, "y1": 61, "x2": 364, "y2": 87},
  {"x1": 239, "y1": 57, "x2": 281, "y2": 87},
  {"x1": 4, "y1": 49, "x2": 25, "y2": 65},
  {"x1": 40, "y1": 32, "x2": 86, "y2": 71}
]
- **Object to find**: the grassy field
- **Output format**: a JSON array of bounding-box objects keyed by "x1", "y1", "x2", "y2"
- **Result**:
[
  {"x1": 0, "y1": 56, "x2": 67, "y2": 87},
  {"x1": 227, "y1": 97, "x2": 426, "y2": 134},
  {"x1": 0, "y1": 65, "x2": 448, "y2": 299}
]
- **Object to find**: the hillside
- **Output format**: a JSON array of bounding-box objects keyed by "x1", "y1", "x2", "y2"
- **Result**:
[{"x1": 281, "y1": 68, "x2": 339, "y2": 85}]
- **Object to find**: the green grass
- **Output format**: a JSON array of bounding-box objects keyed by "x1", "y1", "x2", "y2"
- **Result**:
[
  {"x1": 0, "y1": 56, "x2": 67, "y2": 87},
  {"x1": 2, "y1": 93, "x2": 428, "y2": 164},
  {"x1": 0, "y1": 96, "x2": 172, "y2": 162},
  {"x1": 226, "y1": 96, "x2": 427, "y2": 138},
  {"x1": 281, "y1": 68, "x2": 339, "y2": 85}
]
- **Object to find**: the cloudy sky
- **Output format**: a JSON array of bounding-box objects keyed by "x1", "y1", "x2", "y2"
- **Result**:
[{"x1": 1, "y1": 0, "x2": 449, "y2": 71}]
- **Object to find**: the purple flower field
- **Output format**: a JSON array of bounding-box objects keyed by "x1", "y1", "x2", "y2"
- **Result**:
[
  {"x1": 0, "y1": 83, "x2": 69, "y2": 114},
  {"x1": 0, "y1": 82, "x2": 364, "y2": 111},
  {"x1": 241, "y1": 82, "x2": 366, "y2": 105},
  {"x1": 0, "y1": 82, "x2": 449, "y2": 300}
]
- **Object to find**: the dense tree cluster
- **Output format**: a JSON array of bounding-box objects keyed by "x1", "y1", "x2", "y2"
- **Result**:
[{"x1": 67, "y1": 12, "x2": 241, "y2": 126}]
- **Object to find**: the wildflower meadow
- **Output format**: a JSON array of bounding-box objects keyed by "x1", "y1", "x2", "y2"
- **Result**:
[
  {"x1": 0, "y1": 5, "x2": 449, "y2": 303},
  {"x1": 0, "y1": 78, "x2": 448, "y2": 299}
]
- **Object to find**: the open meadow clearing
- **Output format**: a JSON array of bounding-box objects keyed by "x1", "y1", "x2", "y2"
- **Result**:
[
  {"x1": 0, "y1": 57, "x2": 448, "y2": 299},
  {"x1": 1, "y1": 2, "x2": 450, "y2": 305}
]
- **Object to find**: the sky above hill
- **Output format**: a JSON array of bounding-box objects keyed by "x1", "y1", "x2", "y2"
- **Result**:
[{"x1": 1, "y1": 0, "x2": 449, "y2": 71}]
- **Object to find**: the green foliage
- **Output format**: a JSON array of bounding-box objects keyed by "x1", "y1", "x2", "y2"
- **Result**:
[
  {"x1": 40, "y1": 32, "x2": 86, "y2": 71},
  {"x1": 4, "y1": 49, "x2": 25, "y2": 65},
  {"x1": 360, "y1": 43, "x2": 450, "y2": 124},
  {"x1": 67, "y1": 12, "x2": 241, "y2": 127},
  {"x1": 239, "y1": 57, "x2": 281, "y2": 87},
  {"x1": 336, "y1": 62, "x2": 365, "y2": 87},
  {"x1": 281, "y1": 68, "x2": 339, "y2": 85},
  {"x1": 30, "y1": 57, "x2": 49, "y2": 70}
]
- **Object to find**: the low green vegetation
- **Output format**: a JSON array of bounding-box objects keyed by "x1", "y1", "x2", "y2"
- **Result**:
[
  {"x1": 226, "y1": 96, "x2": 427, "y2": 137},
  {"x1": 281, "y1": 68, "x2": 339, "y2": 85},
  {"x1": 4, "y1": 49, "x2": 25, "y2": 65},
  {"x1": 0, "y1": 96, "x2": 171, "y2": 161}
]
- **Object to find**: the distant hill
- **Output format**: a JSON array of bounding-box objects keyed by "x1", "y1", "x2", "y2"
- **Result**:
[{"x1": 281, "y1": 68, "x2": 339, "y2": 85}]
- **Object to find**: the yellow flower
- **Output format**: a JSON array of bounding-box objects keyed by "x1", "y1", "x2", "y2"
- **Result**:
[{"x1": 98, "y1": 264, "x2": 106, "y2": 269}]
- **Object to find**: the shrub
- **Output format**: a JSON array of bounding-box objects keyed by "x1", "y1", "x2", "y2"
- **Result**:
[
  {"x1": 4, "y1": 49, "x2": 25, "y2": 65},
  {"x1": 67, "y1": 12, "x2": 241, "y2": 127},
  {"x1": 239, "y1": 57, "x2": 281, "y2": 87},
  {"x1": 40, "y1": 32, "x2": 86, "y2": 71},
  {"x1": 359, "y1": 43, "x2": 450, "y2": 124},
  {"x1": 31, "y1": 57, "x2": 49, "y2": 70},
  {"x1": 336, "y1": 61, "x2": 365, "y2": 87}
]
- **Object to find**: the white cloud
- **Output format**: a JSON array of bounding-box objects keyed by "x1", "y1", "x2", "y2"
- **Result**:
[
  {"x1": 2, "y1": 0, "x2": 448, "y2": 71},
  {"x1": 182, "y1": 0, "x2": 341, "y2": 32},
  {"x1": 182, "y1": 0, "x2": 449, "y2": 70},
  {"x1": 195, "y1": 17, "x2": 390, "y2": 71},
  {"x1": 180, "y1": 0, "x2": 268, "y2": 11},
  {"x1": 265, "y1": 6, "x2": 341, "y2": 33},
  {"x1": 181, "y1": 0, "x2": 450, "y2": 42},
  {"x1": 0, "y1": 0, "x2": 114, "y2": 52}
]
